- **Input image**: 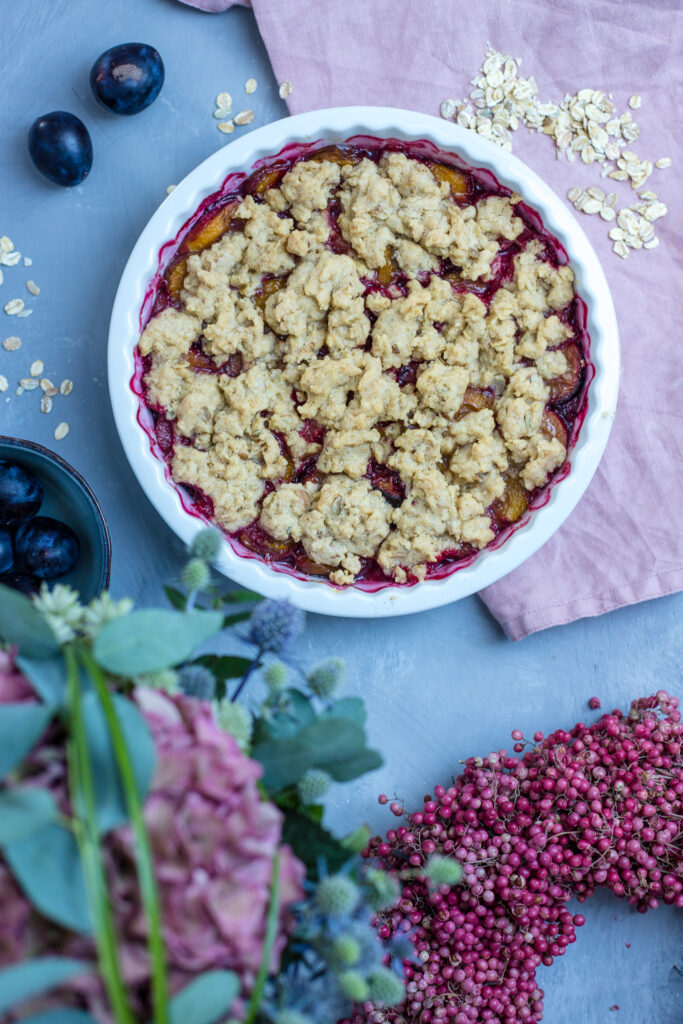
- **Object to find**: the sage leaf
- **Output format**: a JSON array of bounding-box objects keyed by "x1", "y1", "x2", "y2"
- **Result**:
[
  {"x1": 0, "y1": 584, "x2": 58, "y2": 658},
  {"x1": 4, "y1": 823, "x2": 92, "y2": 934},
  {"x1": 0, "y1": 957, "x2": 92, "y2": 1014},
  {"x1": 80, "y1": 691, "x2": 156, "y2": 833},
  {"x1": 16, "y1": 655, "x2": 66, "y2": 706},
  {"x1": 0, "y1": 788, "x2": 58, "y2": 843},
  {"x1": 167, "y1": 970, "x2": 240, "y2": 1024},
  {"x1": 0, "y1": 703, "x2": 53, "y2": 780},
  {"x1": 93, "y1": 608, "x2": 223, "y2": 675}
]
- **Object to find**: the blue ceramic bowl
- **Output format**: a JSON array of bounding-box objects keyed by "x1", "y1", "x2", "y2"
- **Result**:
[{"x1": 0, "y1": 436, "x2": 111, "y2": 601}]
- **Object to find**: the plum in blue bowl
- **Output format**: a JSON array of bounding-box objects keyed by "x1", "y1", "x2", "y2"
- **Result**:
[{"x1": 0, "y1": 438, "x2": 110, "y2": 601}]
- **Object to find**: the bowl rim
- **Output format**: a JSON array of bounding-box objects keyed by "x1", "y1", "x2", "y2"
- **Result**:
[
  {"x1": 0, "y1": 434, "x2": 112, "y2": 592},
  {"x1": 108, "y1": 105, "x2": 619, "y2": 618}
]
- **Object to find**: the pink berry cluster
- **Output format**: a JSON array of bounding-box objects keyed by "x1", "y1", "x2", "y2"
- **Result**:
[{"x1": 353, "y1": 692, "x2": 683, "y2": 1024}]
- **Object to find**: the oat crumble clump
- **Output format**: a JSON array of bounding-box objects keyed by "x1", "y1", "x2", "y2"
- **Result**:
[{"x1": 139, "y1": 149, "x2": 582, "y2": 585}]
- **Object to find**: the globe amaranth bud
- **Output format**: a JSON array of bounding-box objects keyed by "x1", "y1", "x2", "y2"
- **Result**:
[
  {"x1": 181, "y1": 556, "x2": 211, "y2": 592},
  {"x1": 368, "y1": 966, "x2": 405, "y2": 1007},
  {"x1": 307, "y1": 657, "x2": 346, "y2": 699},
  {"x1": 424, "y1": 853, "x2": 463, "y2": 888},
  {"x1": 315, "y1": 874, "x2": 360, "y2": 917},
  {"x1": 177, "y1": 664, "x2": 216, "y2": 701},
  {"x1": 246, "y1": 599, "x2": 304, "y2": 653},
  {"x1": 330, "y1": 932, "x2": 362, "y2": 967},
  {"x1": 273, "y1": 1012, "x2": 315, "y2": 1024},
  {"x1": 190, "y1": 528, "x2": 222, "y2": 562},
  {"x1": 214, "y1": 699, "x2": 253, "y2": 751},
  {"x1": 297, "y1": 768, "x2": 332, "y2": 805},
  {"x1": 366, "y1": 867, "x2": 400, "y2": 910},
  {"x1": 337, "y1": 970, "x2": 370, "y2": 1002},
  {"x1": 264, "y1": 660, "x2": 288, "y2": 691}
]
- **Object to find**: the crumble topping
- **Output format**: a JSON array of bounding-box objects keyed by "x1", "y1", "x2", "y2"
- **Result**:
[{"x1": 139, "y1": 145, "x2": 585, "y2": 586}]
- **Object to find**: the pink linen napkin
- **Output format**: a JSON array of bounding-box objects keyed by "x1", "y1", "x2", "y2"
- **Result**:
[{"x1": 182, "y1": 0, "x2": 683, "y2": 639}]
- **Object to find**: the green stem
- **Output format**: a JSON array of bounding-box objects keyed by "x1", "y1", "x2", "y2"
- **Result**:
[
  {"x1": 79, "y1": 645, "x2": 169, "y2": 1024},
  {"x1": 243, "y1": 852, "x2": 281, "y2": 1024},
  {"x1": 64, "y1": 646, "x2": 135, "y2": 1024}
]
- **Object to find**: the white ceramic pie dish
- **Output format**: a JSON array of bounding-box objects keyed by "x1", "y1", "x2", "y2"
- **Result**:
[{"x1": 108, "y1": 106, "x2": 619, "y2": 618}]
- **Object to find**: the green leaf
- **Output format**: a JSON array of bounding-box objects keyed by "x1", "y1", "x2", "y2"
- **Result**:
[
  {"x1": 253, "y1": 716, "x2": 372, "y2": 791},
  {"x1": 322, "y1": 697, "x2": 366, "y2": 725},
  {"x1": 222, "y1": 610, "x2": 251, "y2": 628},
  {"x1": 281, "y1": 809, "x2": 352, "y2": 876},
  {"x1": 163, "y1": 586, "x2": 187, "y2": 610},
  {"x1": 329, "y1": 746, "x2": 383, "y2": 782},
  {"x1": 0, "y1": 584, "x2": 58, "y2": 658},
  {"x1": 167, "y1": 971, "x2": 240, "y2": 1024},
  {"x1": 342, "y1": 824, "x2": 372, "y2": 853},
  {"x1": 0, "y1": 957, "x2": 92, "y2": 1014},
  {"x1": 16, "y1": 1012, "x2": 97, "y2": 1024},
  {"x1": 81, "y1": 691, "x2": 156, "y2": 833},
  {"x1": 93, "y1": 609, "x2": 223, "y2": 676},
  {"x1": 195, "y1": 655, "x2": 252, "y2": 681},
  {"x1": 254, "y1": 690, "x2": 316, "y2": 742},
  {"x1": 0, "y1": 788, "x2": 58, "y2": 843},
  {"x1": 16, "y1": 655, "x2": 66, "y2": 706},
  {"x1": 4, "y1": 823, "x2": 92, "y2": 934},
  {"x1": 0, "y1": 703, "x2": 53, "y2": 780},
  {"x1": 222, "y1": 590, "x2": 261, "y2": 604}
]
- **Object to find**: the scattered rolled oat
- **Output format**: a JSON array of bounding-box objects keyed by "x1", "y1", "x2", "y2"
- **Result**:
[
  {"x1": 166, "y1": 184, "x2": 177, "y2": 195},
  {"x1": 19, "y1": 378, "x2": 39, "y2": 391},
  {"x1": 4, "y1": 299, "x2": 24, "y2": 316},
  {"x1": 216, "y1": 91, "x2": 232, "y2": 110},
  {"x1": 1, "y1": 252, "x2": 21, "y2": 267},
  {"x1": 217, "y1": 120, "x2": 234, "y2": 134},
  {"x1": 15, "y1": 309, "x2": 32, "y2": 318},
  {"x1": 60, "y1": 379, "x2": 73, "y2": 396},
  {"x1": 2, "y1": 336, "x2": 21, "y2": 351},
  {"x1": 0, "y1": 270, "x2": 3, "y2": 286},
  {"x1": 278, "y1": 80, "x2": 293, "y2": 99},
  {"x1": 40, "y1": 395, "x2": 52, "y2": 414},
  {"x1": 214, "y1": 108, "x2": 230, "y2": 119},
  {"x1": 40, "y1": 377, "x2": 54, "y2": 392},
  {"x1": 0, "y1": 375, "x2": 7, "y2": 392},
  {"x1": 628, "y1": 94, "x2": 642, "y2": 109},
  {"x1": 0, "y1": 237, "x2": 13, "y2": 253},
  {"x1": 245, "y1": 78, "x2": 257, "y2": 94},
  {"x1": 29, "y1": 359, "x2": 44, "y2": 377},
  {"x1": 26, "y1": 280, "x2": 40, "y2": 296},
  {"x1": 233, "y1": 110, "x2": 254, "y2": 126},
  {"x1": 655, "y1": 157, "x2": 671, "y2": 169},
  {"x1": 23, "y1": 256, "x2": 32, "y2": 267},
  {"x1": 54, "y1": 422, "x2": 69, "y2": 441}
]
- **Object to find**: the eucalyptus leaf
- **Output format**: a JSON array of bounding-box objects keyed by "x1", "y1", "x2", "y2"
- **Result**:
[
  {"x1": 321, "y1": 697, "x2": 366, "y2": 725},
  {"x1": 0, "y1": 584, "x2": 58, "y2": 659},
  {"x1": 0, "y1": 957, "x2": 92, "y2": 1014},
  {"x1": 328, "y1": 746, "x2": 383, "y2": 782},
  {"x1": 253, "y1": 716, "x2": 369, "y2": 791},
  {"x1": 16, "y1": 655, "x2": 66, "y2": 706},
  {"x1": 167, "y1": 970, "x2": 240, "y2": 1024},
  {"x1": 254, "y1": 689, "x2": 316, "y2": 741},
  {"x1": 163, "y1": 586, "x2": 187, "y2": 610},
  {"x1": 4, "y1": 823, "x2": 92, "y2": 934},
  {"x1": 0, "y1": 703, "x2": 53, "y2": 780},
  {"x1": 222, "y1": 610, "x2": 251, "y2": 628},
  {"x1": 81, "y1": 691, "x2": 156, "y2": 833},
  {"x1": 341, "y1": 824, "x2": 372, "y2": 853},
  {"x1": 0, "y1": 788, "x2": 58, "y2": 843},
  {"x1": 93, "y1": 608, "x2": 223, "y2": 676},
  {"x1": 18, "y1": 1014, "x2": 98, "y2": 1024},
  {"x1": 195, "y1": 655, "x2": 252, "y2": 682},
  {"x1": 281, "y1": 809, "x2": 351, "y2": 876}
]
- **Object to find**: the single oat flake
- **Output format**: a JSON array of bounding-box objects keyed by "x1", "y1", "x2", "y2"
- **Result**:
[
  {"x1": 217, "y1": 120, "x2": 234, "y2": 134},
  {"x1": 54, "y1": 422, "x2": 69, "y2": 441},
  {"x1": 4, "y1": 299, "x2": 24, "y2": 316},
  {"x1": 233, "y1": 110, "x2": 254, "y2": 126},
  {"x1": 245, "y1": 78, "x2": 257, "y2": 94},
  {"x1": 278, "y1": 80, "x2": 293, "y2": 99},
  {"x1": 216, "y1": 92, "x2": 232, "y2": 110},
  {"x1": 2, "y1": 336, "x2": 21, "y2": 351},
  {"x1": 655, "y1": 157, "x2": 672, "y2": 169},
  {"x1": 40, "y1": 395, "x2": 52, "y2": 414},
  {"x1": 60, "y1": 379, "x2": 74, "y2": 396},
  {"x1": 0, "y1": 237, "x2": 13, "y2": 254},
  {"x1": 29, "y1": 359, "x2": 44, "y2": 377},
  {"x1": 23, "y1": 256, "x2": 32, "y2": 267},
  {"x1": 166, "y1": 184, "x2": 177, "y2": 195},
  {"x1": 19, "y1": 378, "x2": 39, "y2": 391},
  {"x1": 0, "y1": 375, "x2": 7, "y2": 393},
  {"x1": 26, "y1": 280, "x2": 40, "y2": 296}
]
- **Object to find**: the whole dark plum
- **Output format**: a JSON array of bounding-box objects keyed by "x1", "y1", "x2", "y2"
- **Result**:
[
  {"x1": 90, "y1": 43, "x2": 164, "y2": 115},
  {"x1": 0, "y1": 460, "x2": 43, "y2": 526},
  {"x1": 0, "y1": 529, "x2": 14, "y2": 574},
  {"x1": 28, "y1": 111, "x2": 93, "y2": 187},
  {"x1": 15, "y1": 516, "x2": 80, "y2": 580},
  {"x1": 0, "y1": 571, "x2": 41, "y2": 597}
]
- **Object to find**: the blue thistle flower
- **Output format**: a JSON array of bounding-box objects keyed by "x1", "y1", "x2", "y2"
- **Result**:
[
  {"x1": 245, "y1": 599, "x2": 304, "y2": 653},
  {"x1": 177, "y1": 664, "x2": 216, "y2": 701}
]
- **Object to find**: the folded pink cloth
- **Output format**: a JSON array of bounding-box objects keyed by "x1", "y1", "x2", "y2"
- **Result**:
[{"x1": 182, "y1": 0, "x2": 682, "y2": 639}]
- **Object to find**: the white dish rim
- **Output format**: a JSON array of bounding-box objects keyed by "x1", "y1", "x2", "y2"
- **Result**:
[{"x1": 108, "y1": 105, "x2": 619, "y2": 618}]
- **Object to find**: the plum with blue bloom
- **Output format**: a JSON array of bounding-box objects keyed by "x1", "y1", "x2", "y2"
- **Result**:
[
  {"x1": 0, "y1": 460, "x2": 43, "y2": 527},
  {"x1": 28, "y1": 112, "x2": 93, "y2": 187},
  {"x1": 15, "y1": 517, "x2": 79, "y2": 580},
  {"x1": 90, "y1": 43, "x2": 164, "y2": 115}
]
